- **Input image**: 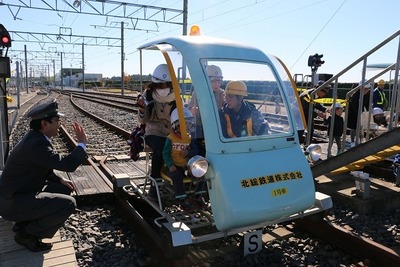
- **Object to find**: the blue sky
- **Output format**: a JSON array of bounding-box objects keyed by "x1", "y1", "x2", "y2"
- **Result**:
[{"x1": 2, "y1": 0, "x2": 400, "y2": 82}]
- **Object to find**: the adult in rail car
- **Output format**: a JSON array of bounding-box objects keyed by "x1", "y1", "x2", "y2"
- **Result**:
[
  {"x1": 220, "y1": 80, "x2": 269, "y2": 138},
  {"x1": 0, "y1": 100, "x2": 87, "y2": 252},
  {"x1": 137, "y1": 64, "x2": 176, "y2": 201}
]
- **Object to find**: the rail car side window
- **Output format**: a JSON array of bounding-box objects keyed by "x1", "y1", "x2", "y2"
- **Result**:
[{"x1": 201, "y1": 60, "x2": 292, "y2": 140}]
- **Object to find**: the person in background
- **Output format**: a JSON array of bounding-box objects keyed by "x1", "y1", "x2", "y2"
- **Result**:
[
  {"x1": 371, "y1": 107, "x2": 400, "y2": 127},
  {"x1": 347, "y1": 80, "x2": 371, "y2": 146},
  {"x1": 137, "y1": 64, "x2": 176, "y2": 201},
  {"x1": 299, "y1": 80, "x2": 330, "y2": 144},
  {"x1": 371, "y1": 107, "x2": 388, "y2": 127},
  {"x1": 325, "y1": 102, "x2": 344, "y2": 156},
  {"x1": 220, "y1": 81, "x2": 268, "y2": 138},
  {"x1": 373, "y1": 79, "x2": 388, "y2": 110},
  {"x1": 0, "y1": 101, "x2": 87, "y2": 252},
  {"x1": 163, "y1": 108, "x2": 206, "y2": 211}
]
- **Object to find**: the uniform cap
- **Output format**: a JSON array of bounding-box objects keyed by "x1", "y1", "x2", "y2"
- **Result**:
[
  {"x1": 378, "y1": 79, "x2": 385, "y2": 85},
  {"x1": 27, "y1": 101, "x2": 64, "y2": 120}
]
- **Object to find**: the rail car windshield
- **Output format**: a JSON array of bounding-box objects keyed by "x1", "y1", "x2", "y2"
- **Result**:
[{"x1": 186, "y1": 60, "x2": 295, "y2": 141}]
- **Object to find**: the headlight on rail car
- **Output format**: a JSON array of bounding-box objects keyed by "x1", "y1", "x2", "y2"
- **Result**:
[
  {"x1": 188, "y1": 155, "x2": 209, "y2": 178},
  {"x1": 305, "y1": 144, "x2": 322, "y2": 162}
]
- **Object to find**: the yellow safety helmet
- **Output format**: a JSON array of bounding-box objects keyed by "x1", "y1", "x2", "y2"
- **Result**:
[{"x1": 225, "y1": 81, "x2": 247, "y2": 96}]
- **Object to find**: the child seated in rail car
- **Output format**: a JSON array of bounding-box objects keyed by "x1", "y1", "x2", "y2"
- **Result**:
[{"x1": 162, "y1": 107, "x2": 207, "y2": 211}]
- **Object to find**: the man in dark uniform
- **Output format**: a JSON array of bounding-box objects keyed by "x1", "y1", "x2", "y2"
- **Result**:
[{"x1": 0, "y1": 100, "x2": 87, "y2": 252}]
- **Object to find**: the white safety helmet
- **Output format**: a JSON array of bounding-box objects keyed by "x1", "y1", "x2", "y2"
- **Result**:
[
  {"x1": 171, "y1": 107, "x2": 194, "y2": 126},
  {"x1": 206, "y1": 65, "x2": 223, "y2": 81},
  {"x1": 151, "y1": 64, "x2": 172, "y2": 83},
  {"x1": 331, "y1": 102, "x2": 343, "y2": 110},
  {"x1": 372, "y1": 107, "x2": 384, "y2": 116},
  {"x1": 359, "y1": 80, "x2": 371, "y2": 89}
]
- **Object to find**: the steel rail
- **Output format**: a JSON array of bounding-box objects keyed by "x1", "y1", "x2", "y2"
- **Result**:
[{"x1": 294, "y1": 217, "x2": 400, "y2": 266}]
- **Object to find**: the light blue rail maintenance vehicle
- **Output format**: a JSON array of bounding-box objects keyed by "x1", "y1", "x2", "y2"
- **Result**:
[{"x1": 116, "y1": 30, "x2": 332, "y2": 258}]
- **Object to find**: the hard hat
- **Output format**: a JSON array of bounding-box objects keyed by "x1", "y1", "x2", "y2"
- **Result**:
[
  {"x1": 225, "y1": 81, "x2": 247, "y2": 96},
  {"x1": 359, "y1": 80, "x2": 371, "y2": 89},
  {"x1": 371, "y1": 107, "x2": 384, "y2": 116},
  {"x1": 170, "y1": 107, "x2": 194, "y2": 125},
  {"x1": 331, "y1": 102, "x2": 343, "y2": 109},
  {"x1": 151, "y1": 64, "x2": 171, "y2": 83},
  {"x1": 206, "y1": 65, "x2": 223, "y2": 81},
  {"x1": 378, "y1": 79, "x2": 385, "y2": 85}
]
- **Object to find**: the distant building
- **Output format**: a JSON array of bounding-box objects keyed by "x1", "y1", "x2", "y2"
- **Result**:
[{"x1": 55, "y1": 72, "x2": 102, "y2": 87}]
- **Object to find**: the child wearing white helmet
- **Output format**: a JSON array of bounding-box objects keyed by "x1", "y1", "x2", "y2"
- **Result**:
[
  {"x1": 188, "y1": 64, "x2": 225, "y2": 155},
  {"x1": 372, "y1": 107, "x2": 388, "y2": 127},
  {"x1": 136, "y1": 64, "x2": 176, "y2": 201},
  {"x1": 162, "y1": 107, "x2": 206, "y2": 211},
  {"x1": 324, "y1": 102, "x2": 344, "y2": 155}
]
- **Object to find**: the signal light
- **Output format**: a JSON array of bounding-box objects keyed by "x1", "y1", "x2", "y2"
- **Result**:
[
  {"x1": 1, "y1": 35, "x2": 10, "y2": 46},
  {"x1": 308, "y1": 53, "x2": 324, "y2": 71},
  {"x1": 189, "y1": 25, "x2": 201, "y2": 36},
  {"x1": 0, "y1": 24, "x2": 11, "y2": 47}
]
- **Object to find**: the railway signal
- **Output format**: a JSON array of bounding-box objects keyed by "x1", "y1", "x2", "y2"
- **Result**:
[
  {"x1": 308, "y1": 53, "x2": 324, "y2": 71},
  {"x1": 308, "y1": 53, "x2": 325, "y2": 84},
  {"x1": 0, "y1": 24, "x2": 11, "y2": 48}
]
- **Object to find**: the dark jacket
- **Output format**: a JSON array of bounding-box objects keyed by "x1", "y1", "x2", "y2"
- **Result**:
[
  {"x1": 325, "y1": 114, "x2": 344, "y2": 136},
  {"x1": 220, "y1": 101, "x2": 267, "y2": 138},
  {"x1": 347, "y1": 91, "x2": 370, "y2": 130},
  {"x1": 372, "y1": 88, "x2": 387, "y2": 110},
  {"x1": 300, "y1": 89, "x2": 327, "y2": 123},
  {"x1": 0, "y1": 130, "x2": 87, "y2": 199}
]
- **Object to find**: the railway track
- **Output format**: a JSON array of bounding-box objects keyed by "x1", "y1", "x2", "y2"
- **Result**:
[
  {"x1": 5, "y1": 90, "x2": 399, "y2": 266},
  {"x1": 294, "y1": 216, "x2": 400, "y2": 266},
  {"x1": 64, "y1": 91, "x2": 400, "y2": 264}
]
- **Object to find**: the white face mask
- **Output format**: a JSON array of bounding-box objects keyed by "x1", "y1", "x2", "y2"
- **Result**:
[{"x1": 157, "y1": 88, "x2": 171, "y2": 98}]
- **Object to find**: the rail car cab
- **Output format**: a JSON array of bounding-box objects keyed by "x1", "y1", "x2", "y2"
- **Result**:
[{"x1": 135, "y1": 34, "x2": 332, "y2": 232}]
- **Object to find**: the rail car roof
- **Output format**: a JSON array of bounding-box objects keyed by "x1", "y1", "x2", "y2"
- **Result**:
[{"x1": 137, "y1": 35, "x2": 271, "y2": 62}]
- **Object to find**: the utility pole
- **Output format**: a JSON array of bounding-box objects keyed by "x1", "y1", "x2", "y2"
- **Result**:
[
  {"x1": 121, "y1": 21, "x2": 124, "y2": 96},
  {"x1": 181, "y1": 0, "x2": 188, "y2": 89},
  {"x1": 82, "y1": 43, "x2": 85, "y2": 91},
  {"x1": 52, "y1": 59, "x2": 55, "y2": 87},
  {"x1": 60, "y1": 52, "x2": 64, "y2": 90},
  {"x1": 24, "y1": 45, "x2": 28, "y2": 93}
]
